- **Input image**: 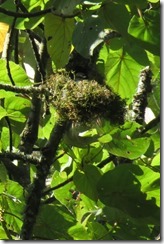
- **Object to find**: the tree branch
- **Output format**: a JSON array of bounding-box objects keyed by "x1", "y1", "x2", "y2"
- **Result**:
[
  {"x1": 20, "y1": 120, "x2": 68, "y2": 240},
  {"x1": 132, "y1": 66, "x2": 152, "y2": 124},
  {"x1": 0, "y1": 152, "x2": 40, "y2": 165},
  {"x1": 0, "y1": 83, "x2": 45, "y2": 95},
  {"x1": 0, "y1": 7, "x2": 81, "y2": 19},
  {"x1": 0, "y1": 7, "x2": 52, "y2": 18},
  {"x1": 140, "y1": 114, "x2": 160, "y2": 134}
]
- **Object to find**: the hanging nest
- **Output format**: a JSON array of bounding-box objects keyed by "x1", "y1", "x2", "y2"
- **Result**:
[{"x1": 46, "y1": 72, "x2": 126, "y2": 124}]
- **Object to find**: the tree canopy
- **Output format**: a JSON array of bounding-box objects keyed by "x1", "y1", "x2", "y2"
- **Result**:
[{"x1": 0, "y1": 0, "x2": 160, "y2": 240}]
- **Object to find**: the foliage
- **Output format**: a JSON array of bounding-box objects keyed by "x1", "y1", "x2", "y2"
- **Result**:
[{"x1": 0, "y1": 0, "x2": 160, "y2": 241}]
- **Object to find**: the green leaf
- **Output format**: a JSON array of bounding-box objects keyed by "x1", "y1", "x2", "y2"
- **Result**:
[
  {"x1": 73, "y1": 165, "x2": 102, "y2": 201},
  {"x1": 101, "y1": 2, "x2": 130, "y2": 39},
  {"x1": 21, "y1": 0, "x2": 49, "y2": 11},
  {"x1": 103, "y1": 206, "x2": 154, "y2": 240},
  {"x1": 0, "y1": 106, "x2": 7, "y2": 120},
  {"x1": 148, "y1": 0, "x2": 159, "y2": 2},
  {"x1": 87, "y1": 222, "x2": 113, "y2": 240},
  {"x1": 4, "y1": 96, "x2": 30, "y2": 122},
  {"x1": 97, "y1": 45, "x2": 145, "y2": 102},
  {"x1": 151, "y1": 152, "x2": 160, "y2": 167},
  {"x1": 98, "y1": 133, "x2": 112, "y2": 143},
  {"x1": 0, "y1": 227, "x2": 8, "y2": 240},
  {"x1": 97, "y1": 164, "x2": 160, "y2": 220},
  {"x1": 51, "y1": 171, "x2": 75, "y2": 209},
  {"x1": 14, "y1": 0, "x2": 48, "y2": 29},
  {"x1": 106, "y1": 122, "x2": 151, "y2": 159},
  {"x1": 72, "y1": 15, "x2": 105, "y2": 58},
  {"x1": 0, "y1": 180, "x2": 25, "y2": 233},
  {"x1": 135, "y1": 166, "x2": 160, "y2": 207},
  {"x1": 128, "y1": 10, "x2": 160, "y2": 55},
  {"x1": 45, "y1": 14, "x2": 74, "y2": 68},
  {"x1": 68, "y1": 223, "x2": 91, "y2": 240},
  {"x1": 108, "y1": 137, "x2": 150, "y2": 160},
  {"x1": 0, "y1": 163, "x2": 8, "y2": 182},
  {"x1": 34, "y1": 205, "x2": 75, "y2": 240},
  {"x1": 0, "y1": 60, "x2": 31, "y2": 86}
]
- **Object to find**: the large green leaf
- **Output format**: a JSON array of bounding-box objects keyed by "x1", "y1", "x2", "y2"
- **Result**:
[
  {"x1": 72, "y1": 15, "x2": 105, "y2": 58},
  {"x1": 103, "y1": 122, "x2": 151, "y2": 160},
  {"x1": 101, "y1": 2, "x2": 130, "y2": 39},
  {"x1": 45, "y1": 14, "x2": 74, "y2": 68},
  {"x1": 97, "y1": 45, "x2": 145, "y2": 102},
  {"x1": 34, "y1": 205, "x2": 75, "y2": 240},
  {"x1": 4, "y1": 96, "x2": 31, "y2": 122},
  {"x1": 0, "y1": 60, "x2": 31, "y2": 86},
  {"x1": 128, "y1": 10, "x2": 160, "y2": 45},
  {"x1": 128, "y1": 10, "x2": 160, "y2": 55},
  {"x1": 97, "y1": 164, "x2": 160, "y2": 220},
  {"x1": 73, "y1": 165, "x2": 102, "y2": 201}
]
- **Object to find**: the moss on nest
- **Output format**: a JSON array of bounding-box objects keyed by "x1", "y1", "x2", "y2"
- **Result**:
[{"x1": 46, "y1": 73, "x2": 126, "y2": 124}]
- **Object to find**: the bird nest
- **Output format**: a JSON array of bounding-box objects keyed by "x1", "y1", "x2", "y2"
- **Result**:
[{"x1": 46, "y1": 72, "x2": 126, "y2": 124}]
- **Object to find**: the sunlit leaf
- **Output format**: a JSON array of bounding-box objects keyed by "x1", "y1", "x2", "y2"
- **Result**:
[
  {"x1": 68, "y1": 223, "x2": 91, "y2": 240},
  {"x1": 105, "y1": 122, "x2": 151, "y2": 159},
  {"x1": 45, "y1": 14, "x2": 74, "y2": 68},
  {"x1": 4, "y1": 96, "x2": 30, "y2": 122},
  {"x1": 0, "y1": 60, "x2": 31, "y2": 86},
  {"x1": 128, "y1": 10, "x2": 160, "y2": 55},
  {"x1": 98, "y1": 133, "x2": 112, "y2": 144},
  {"x1": 0, "y1": 106, "x2": 7, "y2": 120},
  {"x1": 1, "y1": 180, "x2": 25, "y2": 233},
  {"x1": 97, "y1": 45, "x2": 145, "y2": 102}
]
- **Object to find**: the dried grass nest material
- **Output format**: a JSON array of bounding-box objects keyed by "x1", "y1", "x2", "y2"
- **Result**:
[{"x1": 46, "y1": 73, "x2": 126, "y2": 124}]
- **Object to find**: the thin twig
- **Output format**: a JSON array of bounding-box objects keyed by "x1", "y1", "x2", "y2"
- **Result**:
[
  {"x1": 140, "y1": 115, "x2": 160, "y2": 134},
  {"x1": 0, "y1": 7, "x2": 81, "y2": 18},
  {"x1": 42, "y1": 176, "x2": 73, "y2": 196},
  {"x1": 4, "y1": 117, "x2": 13, "y2": 152},
  {"x1": 0, "y1": 7, "x2": 52, "y2": 18}
]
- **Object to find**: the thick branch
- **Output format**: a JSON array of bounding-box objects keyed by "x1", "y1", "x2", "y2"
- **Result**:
[
  {"x1": 20, "y1": 120, "x2": 68, "y2": 240},
  {"x1": 0, "y1": 152, "x2": 40, "y2": 165},
  {"x1": 132, "y1": 66, "x2": 152, "y2": 124}
]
